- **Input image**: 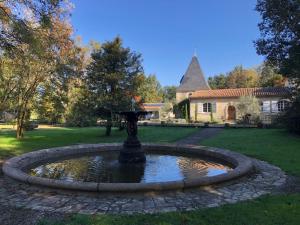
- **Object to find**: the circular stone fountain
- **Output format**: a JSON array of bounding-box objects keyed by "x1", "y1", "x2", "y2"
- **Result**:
[{"x1": 2, "y1": 111, "x2": 254, "y2": 192}]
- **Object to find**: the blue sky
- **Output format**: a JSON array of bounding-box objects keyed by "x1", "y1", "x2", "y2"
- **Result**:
[{"x1": 71, "y1": 0, "x2": 264, "y2": 86}]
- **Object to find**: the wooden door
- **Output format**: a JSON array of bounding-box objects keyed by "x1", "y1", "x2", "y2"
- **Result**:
[{"x1": 227, "y1": 106, "x2": 236, "y2": 120}]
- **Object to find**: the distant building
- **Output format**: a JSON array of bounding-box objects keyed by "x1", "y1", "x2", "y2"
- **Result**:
[
  {"x1": 141, "y1": 103, "x2": 174, "y2": 120},
  {"x1": 176, "y1": 56, "x2": 291, "y2": 123}
]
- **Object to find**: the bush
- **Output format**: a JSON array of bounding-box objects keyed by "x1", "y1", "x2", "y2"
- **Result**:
[
  {"x1": 225, "y1": 123, "x2": 230, "y2": 128},
  {"x1": 257, "y1": 121, "x2": 264, "y2": 128},
  {"x1": 236, "y1": 96, "x2": 260, "y2": 124},
  {"x1": 279, "y1": 94, "x2": 300, "y2": 134},
  {"x1": 204, "y1": 122, "x2": 209, "y2": 128},
  {"x1": 24, "y1": 121, "x2": 38, "y2": 131}
]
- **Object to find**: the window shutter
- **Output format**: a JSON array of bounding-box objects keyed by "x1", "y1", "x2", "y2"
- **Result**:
[
  {"x1": 271, "y1": 101, "x2": 278, "y2": 113},
  {"x1": 262, "y1": 101, "x2": 270, "y2": 112},
  {"x1": 212, "y1": 102, "x2": 217, "y2": 113},
  {"x1": 197, "y1": 103, "x2": 203, "y2": 113}
]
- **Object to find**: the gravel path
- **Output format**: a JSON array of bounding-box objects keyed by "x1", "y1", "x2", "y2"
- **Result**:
[{"x1": 176, "y1": 128, "x2": 223, "y2": 145}]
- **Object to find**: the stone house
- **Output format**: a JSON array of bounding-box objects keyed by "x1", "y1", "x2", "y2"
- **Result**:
[
  {"x1": 141, "y1": 103, "x2": 174, "y2": 120},
  {"x1": 176, "y1": 56, "x2": 291, "y2": 123}
]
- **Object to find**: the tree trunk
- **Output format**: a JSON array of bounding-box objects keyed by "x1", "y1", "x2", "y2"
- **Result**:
[
  {"x1": 105, "y1": 116, "x2": 112, "y2": 136},
  {"x1": 118, "y1": 117, "x2": 125, "y2": 131},
  {"x1": 16, "y1": 110, "x2": 26, "y2": 139}
]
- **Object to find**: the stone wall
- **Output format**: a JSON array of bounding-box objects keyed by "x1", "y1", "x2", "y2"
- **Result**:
[{"x1": 176, "y1": 92, "x2": 190, "y2": 103}]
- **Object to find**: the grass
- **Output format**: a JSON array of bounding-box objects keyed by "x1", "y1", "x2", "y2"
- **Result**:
[
  {"x1": 0, "y1": 126, "x2": 199, "y2": 160},
  {"x1": 202, "y1": 128, "x2": 300, "y2": 176},
  {"x1": 39, "y1": 194, "x2": 300, "y2": 225}
]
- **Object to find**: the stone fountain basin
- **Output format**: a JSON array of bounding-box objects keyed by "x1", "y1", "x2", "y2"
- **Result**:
[{"x1": 2, "y1": 144, "x2": 253, "y2": 192}]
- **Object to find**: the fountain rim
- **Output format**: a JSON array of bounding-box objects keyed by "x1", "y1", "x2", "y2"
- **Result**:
[{"x1": 2, "y1": 144, "x2": 253, "y2": 192}]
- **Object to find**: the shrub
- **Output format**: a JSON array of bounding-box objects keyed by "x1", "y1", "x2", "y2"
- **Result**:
[
  {"x1": 236, "y1": 96, "x2": 260, "y2": 124},
  {"x1": 279, "y1": 94, "x2": 300, "y2": 134},
  {"x1": 24, "y1": 121, "x2": 38, "y2": 131},
  {"x1": 204, "y1": 122, "x2": 209, "y2": 128},
  {"x1": 225, "y1": 123, "x2": 230, "y2": 128},
  {"x1": 257, "y1": 121, "x2": 264, "y2": 128}
]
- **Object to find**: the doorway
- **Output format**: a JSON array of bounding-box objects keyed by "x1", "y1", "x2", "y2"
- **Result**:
[{"x1": 227, "y1": 106, "x2": 236, "y2": 120}]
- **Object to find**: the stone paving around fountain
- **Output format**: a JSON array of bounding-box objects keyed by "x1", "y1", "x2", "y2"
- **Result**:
[{"x1": 0, "y1": 155, "x2": 287, "y2": 214}]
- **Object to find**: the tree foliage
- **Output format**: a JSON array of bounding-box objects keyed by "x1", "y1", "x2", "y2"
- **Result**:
[
  {"x1": 255, "y1": 0, "x2": 300, "y2": 85},
  {"x1": 0, "y1": 0, "x2": 75, "y2": 138},
  {"x1": 255, "y1": 0, "x2": 300, "y2": 133},
  {"x1": 226, "y1": 66, "x2": 259, "y2": 88},
  {"x1": 236, "y1": 96, "x2": 261, "y2": 124},
  {"x1": 208, "y1": 66, "x2": 259, "y2": 89},
  {"x1": 257, "y1": 62, "x2": 286, "y2": 87},
  {"x1": 137, "y1": 74, "x2": 163, "y2": 103},
  {"x1": 208, "y1": 74, "x2": 227, "y2": 89},
  {"x1": 208, "y1": 64, "x2": 286, "y2": 89},
  {"x1": 0, "y1": 0, "x2": 73, "y2": 54},
  {"x1": 162, "y1": 86, "x2": 177, "y2": 103},
  {"x1": 65, "y1": 78, "x2": 95, "y2": 127},
  {"x1": 86, "y1": 37, "x2": 143, "y2": 136}
]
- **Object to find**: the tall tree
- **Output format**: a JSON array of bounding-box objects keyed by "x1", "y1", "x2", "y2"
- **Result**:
[
  {"x1": 257, "y1": 62, "x2": 285, "y2": 87},
  {"x1": 137, "y1": 74, "x2": 163, "y2": 102},
  {"x1": 162, "y1": 85, "x2": 177, "y2": 103},
  {"x1": 208, "y1": 74, "x2": 227, "y2": 89},
  {"x1": 255, "y1": 0, "x2": 300, "y2": 134},
  {"x1": 0, "y1": 0, "x2": 75, "y2": 138},
  {"x1": 255, "y1": 0, "x2": 300, "y2": 85},
  {"x1": 0, "y1": 57, "x2": 18, "y2": 113},
  {"x1": 226, "y1": 66, "x2": 259, "y2": 88},
  {"x1": 0, "y1": 0, "x2": 73, "y2": 54},
  {"x1": 65, "y1": 78, "x2": 95, "y2": 127},
  {"x1": 86, "y1": 37, "x2": 143, "y2": 136},
  {"x1": 34, "y1": 37, "x2": 91, "y2": 124}
]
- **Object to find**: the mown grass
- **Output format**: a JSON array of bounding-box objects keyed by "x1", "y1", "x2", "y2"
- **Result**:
[
  {"x1": 202, "y1": 128, "x2": 300, "y2": 176},
  {"x1": 39, "y1": 194, "x2": 300, "y2": 225},
  {"x1": 0, "y1": 126, "x2": 199, "y2": 160}
]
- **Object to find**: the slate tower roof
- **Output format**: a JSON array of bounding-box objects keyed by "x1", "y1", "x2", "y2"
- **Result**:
[{"x1": 177, "y1": 56, "x2": 210, "y2": 92}]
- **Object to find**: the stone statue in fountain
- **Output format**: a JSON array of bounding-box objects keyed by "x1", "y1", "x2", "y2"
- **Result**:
[{"x1": 117, "y1": 98, "x2": 148, "y2": 163}]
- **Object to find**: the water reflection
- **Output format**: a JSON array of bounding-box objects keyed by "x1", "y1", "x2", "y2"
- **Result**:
[{"x1": 29, "y1": 152, "x2": 232, "y2": 183}]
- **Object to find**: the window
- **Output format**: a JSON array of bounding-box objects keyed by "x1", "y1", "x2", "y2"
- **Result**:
[
  {"x1": 262, "y1": 101, "x2": 271, "y2": 112},
  {"x1": 198, "y1": 102, "x2": 216, "y2": 113},
  {"x1": 271, "y1": 101, "x2": 278, "y2": 113},
  {"x1": 278, "y1": 100, "x2": 289, "y2": 112},
  {"x1": 203, "y1": 103, "x2": 212, "y2": 112}
]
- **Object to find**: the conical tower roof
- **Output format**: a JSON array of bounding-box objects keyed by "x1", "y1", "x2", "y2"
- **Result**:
[{"x1": 177, "y1": 56, "x2": 210, "y2": 92}]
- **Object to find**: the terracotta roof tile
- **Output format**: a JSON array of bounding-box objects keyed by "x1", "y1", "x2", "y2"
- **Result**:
[{"x1": 190, "y1": 87, "x2": 291, "y2": 99}]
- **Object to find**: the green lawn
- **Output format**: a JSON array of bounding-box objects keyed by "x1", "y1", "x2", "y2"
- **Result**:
[
  {"x1": 202, "y1": 128, "x2": 300, "y2": 176},
  {"x1": 0, "y1": 126, "x2": 198, "y2": 160}
]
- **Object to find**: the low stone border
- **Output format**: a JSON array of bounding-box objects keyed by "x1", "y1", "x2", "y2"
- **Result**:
[
  {"x1": 137, "y1": 122, "x2": 259, "y2": 128},
  {"x1": 0, "y1": 157, "x2": 287, "y2": 214},
  {"x1": 2, "y1": 144, "x2": 253, "y2": 192}
]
